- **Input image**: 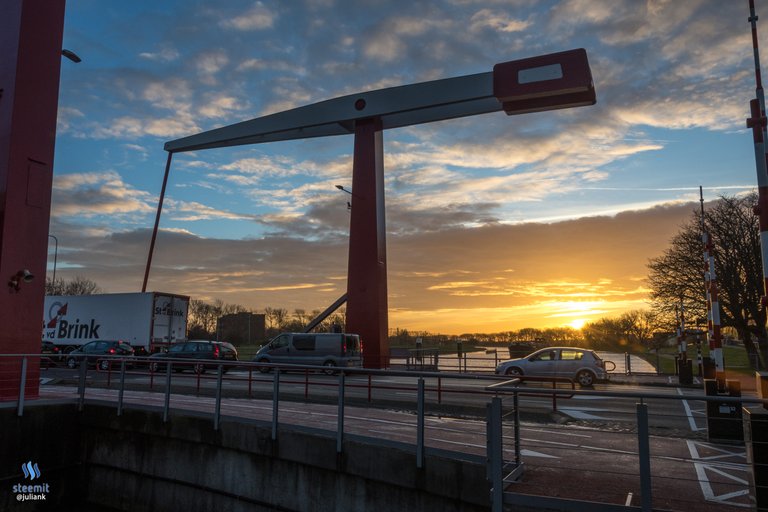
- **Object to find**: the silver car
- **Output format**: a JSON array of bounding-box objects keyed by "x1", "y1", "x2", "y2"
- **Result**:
[{"x1": 494, "y1": 347, "x2": 607, "y2": 387}]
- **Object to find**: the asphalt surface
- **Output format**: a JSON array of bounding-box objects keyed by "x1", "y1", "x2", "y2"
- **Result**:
[{"x1": 34, "y1": 363, "x2": 762, "y2": 512}]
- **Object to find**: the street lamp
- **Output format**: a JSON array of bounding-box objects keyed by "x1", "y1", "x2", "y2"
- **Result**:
[
  {"x1": 335, "y1": 185, "x2": 354, "y2": 210},
  {"x1": 48, "y1": 234, "x2": 58, "y2": 285}
]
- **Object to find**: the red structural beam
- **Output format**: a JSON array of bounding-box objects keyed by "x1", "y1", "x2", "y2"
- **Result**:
[{"x1": 0, "y1": 0, "x2": 66, "y2": 400}]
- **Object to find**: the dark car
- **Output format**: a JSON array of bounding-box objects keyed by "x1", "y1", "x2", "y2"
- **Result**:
[
  {"x1": 147, "y1": 340, "x2": 238, "y2": 374},
  {"x1": 41, "y1": 341, "x2": 62, "y2": 359},
  {"x1": 65, "y1": 340, "x2": 135, "y2": 370}
]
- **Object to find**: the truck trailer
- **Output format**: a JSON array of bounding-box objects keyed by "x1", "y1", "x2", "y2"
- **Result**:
[{"x1": 42, "y1": 292, "x2": 189, "y2": 354}]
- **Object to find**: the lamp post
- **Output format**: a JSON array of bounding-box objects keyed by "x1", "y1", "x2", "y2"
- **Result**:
[
  {"x1": 48, "y1": 234, "x2": 58, "y2": 285},
  {"x1": 335, "y1": 184, "x2": 354, "y2": 210}
]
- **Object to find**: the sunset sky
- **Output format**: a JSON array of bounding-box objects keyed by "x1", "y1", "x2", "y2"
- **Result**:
[{"x1": 52, "y1": 1, "x2": 759, "y2": 333}]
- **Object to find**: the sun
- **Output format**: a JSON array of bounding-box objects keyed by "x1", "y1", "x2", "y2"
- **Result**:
[{"x1": 569, "y1": 318, "x2": 587, "y2": 330}]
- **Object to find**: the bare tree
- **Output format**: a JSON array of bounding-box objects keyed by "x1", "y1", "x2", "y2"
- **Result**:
[
  {"x1": 647, "y1": 194, "x2": 766, "y2": 368},
  {"x1": 45, "y1": 276, "x2": 102, "y2": 295}
]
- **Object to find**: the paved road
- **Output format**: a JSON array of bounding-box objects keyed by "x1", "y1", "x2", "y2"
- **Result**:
[
  {"x1": 37, "y1": 384, "x2": 752, "y2": 511},
  {"x1": 41, "y1": 363, "x2": 713, "y2": 434}
]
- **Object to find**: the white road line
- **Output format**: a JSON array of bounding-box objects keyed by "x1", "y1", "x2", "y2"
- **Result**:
[
  {"x1": 676, "y1": 388, "x2": 700, "y2": 432},
  {"x1": 519, "y1": 449, "x2": 559, "y2": 459},
  {"x1": 558, "y1": 408, "x2": 612, "y2": 420},
  {"x1": 625, "y1": 493, "x2": 633, "y2": 506},
  {"x1": 686, "y1": 440, "x2": 751, "y2": 508},
  {"x1": 522, "y1": 428, "x2": 593, "y2": 438},
  {"x1": 580, "y1": 445, "x2": 637, "y2": 456}
]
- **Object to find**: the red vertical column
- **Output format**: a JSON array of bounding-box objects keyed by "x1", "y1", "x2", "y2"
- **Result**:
[
  {"x1": 0, "y1": 0, "x2": 66, "y2": 400},
  {"x1": 346, "y1": 118, "x2": 389, "y2": 368}
]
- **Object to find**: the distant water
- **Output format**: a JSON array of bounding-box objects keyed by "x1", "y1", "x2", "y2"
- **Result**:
[{"x1": 431, "y1": 348, "x2": 657, "y2": 374}]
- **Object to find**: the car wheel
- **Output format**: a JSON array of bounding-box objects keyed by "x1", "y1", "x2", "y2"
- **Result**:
[
  {"x1": 322, "y1": 361, "x2": 337, "y2": 375},
  {"x1": 193, "y1": 363, "x2": 206, "y2": 375},
  {"x1": 256, "y1": 359, "x2": 271, "y2": 373},
  {"x1": 66, "y1": 358, "x2": 78, "y2": 369},
  {"x1": 576, "y1": 370, "x2": 595, "y2": 387},
  {"x1": 98, "y1": 359, "x2": 110, "y2": 371},
  {"x1": 505, "y1": 367, "x2": 523, "y2": 377}
]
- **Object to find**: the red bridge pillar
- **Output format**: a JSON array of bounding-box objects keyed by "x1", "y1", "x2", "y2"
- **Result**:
[
  {"x1": 346, "y1": 118, "x2": 389, "y2": 368},
  {"x1": 0, "y1": 0, "x2": 66, "y2": 400}
]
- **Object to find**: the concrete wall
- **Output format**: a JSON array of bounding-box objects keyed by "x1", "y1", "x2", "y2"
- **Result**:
[
  {"x1": 1, "y1": 404, "x2": 490, "y2": 512},
  {"x1": 0, "y1": 404, "x2": 84, "y2": 511}
]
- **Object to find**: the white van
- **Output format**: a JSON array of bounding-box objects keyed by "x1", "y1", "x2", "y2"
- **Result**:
[{"x1": 252, "y1": 332, "x2": 363, "y2": 373}]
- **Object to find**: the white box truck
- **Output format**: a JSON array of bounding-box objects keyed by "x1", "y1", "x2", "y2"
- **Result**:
[{"x1": 42, "y1": 292, "x2": 189, "y2": 354}]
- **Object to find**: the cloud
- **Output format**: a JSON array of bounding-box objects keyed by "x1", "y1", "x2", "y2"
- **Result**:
[
  {"x1": 220, "y1": 2, "x2": 276, "y2": 31},
  {"x1": 53, "y1": 200, "x2": 694, "y2": 332},
  {"x1": 363, "y1": 16, "x2": 452, "y2": 62},
  {"x1": 139, "y1": 47, "x2": 180, "y2": 62},
  {"x1": 51, "y1": 171, "x2": 154, "y2": 220},
  {"x1": 469, "y1": 9, "x2": 530, "y2": 33}
]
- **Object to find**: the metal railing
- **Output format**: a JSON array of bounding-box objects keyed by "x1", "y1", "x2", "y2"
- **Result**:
[{"x1": 2, "y1": 353, "x2": 767, "y2": 512}]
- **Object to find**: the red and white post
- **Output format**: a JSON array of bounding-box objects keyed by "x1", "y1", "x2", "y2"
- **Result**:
[
  {"x1": 700, "y1": 187, "x2": 725, "y2": 385},
  {"x1": 748, "y1": 1, "x2": 768, "y2": 378},
  {"x1": 677, "y1": 299, "x2": 687, "y2": 360}
]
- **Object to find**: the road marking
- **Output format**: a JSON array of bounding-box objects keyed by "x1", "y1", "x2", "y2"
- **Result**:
[
  {"x1": 625, "y1": 493, "x2": 633, "y2": 506},
  {"x1": 580, "y1": 445, "x2": 637, "y2": 456},
  {"x1": 523, "y1": 428, "x2": 592, "y2": 438},
  {"x1": 520, "y1": 449, "x2": 559, "y2": 459},
  {"x1": 676, "y1": 388, "x2": 701, "y2": 432},
  {"x1": 686, "y1": 440, "x2": 750, "y2": 507},
  {"x1": 558, "y1": 407, "x2": 612, "y2": 420}
]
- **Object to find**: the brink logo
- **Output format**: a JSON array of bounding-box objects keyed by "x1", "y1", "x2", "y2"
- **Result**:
[
  {"x1": 21, "y1": 461, "x2": 40, "y2": 480},
  {"x1": 57, "y1": 318, "x2": 100, "y2": 339}
]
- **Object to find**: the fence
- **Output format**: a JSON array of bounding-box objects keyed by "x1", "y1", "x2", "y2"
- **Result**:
[{"x1": 2, "y1": 353, "x2": 767, "y2": 512}]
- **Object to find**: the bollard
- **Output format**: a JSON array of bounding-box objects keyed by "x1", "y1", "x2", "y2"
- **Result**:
[
  {"x1": 678, "y1": 358, "x2": 693, "y2": 385},
  {"x1": 743, "y1": 404, "x2": 768, "y2": 511},
  {"x1": 758, "y1": 371, "x2": 768, "y2": 407},
  {"x1": 704, "y1": 379, "x2": 744, "y2": 443}
]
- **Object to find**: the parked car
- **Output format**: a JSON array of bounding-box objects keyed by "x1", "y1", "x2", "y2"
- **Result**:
[
  {"x1": 65, "y1": 340, "x2": 136, "y2": 370},
  {"x1": 147, "y1": 340, "x2": 238, "y2": 374},
  {"x1": 252, "y1": 332, "x2": 362, "y2": 374},
  {"x1": 41, "y1": 341, "x2": 63, "y2": 359},
  {"x1": 495, "y1": 347, "x2": 607, "y2": 387}
]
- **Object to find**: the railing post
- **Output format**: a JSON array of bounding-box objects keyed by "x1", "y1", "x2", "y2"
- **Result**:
[
  {"x1": 513, "y1": 387, "x2": 521, "y2": 467},
  {"x1": 17, "y1": 356, "x2": 27, "y2": 417},
  {"x1": 163, "y1": 361, "x2": 172, "y2": 423},
  {"x1": 117, "y1": 359, "x2": 126, "y2": 416},
  {"x1": 637, "y1": 402, "x2": 653, "y2": 512},
  {"x1": 271, "y1": 369, "x2": 280, "y2": 441},
  {"x1": 487, "y1": 396, "x2": 503, "y2": 512},
  {"x1": 247, "y1": 368, "x2": 252, "y2": 398},
  {"x1": 438, "y1": 376, "x2": 442, "y2": 404},
  {"x1": 337, "y1": 371, "x2": 345, "y2": 454},
  {"x1": 214, "y1": 364, "x2": 223, "y2": 430},
  {"x1": 417, "y1": 377, "x2": 425, "y2": 468},
  {"x1": 78, "y1": 357, "x2": 87, "y2": 412},
  {"x1": 305, "y1": 368, "x2": 309, "y2": 400}
]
